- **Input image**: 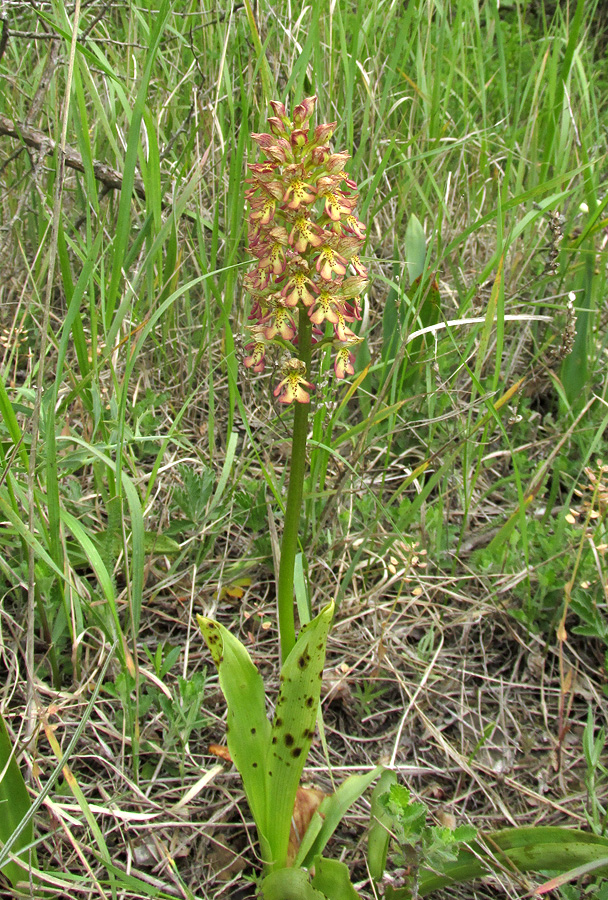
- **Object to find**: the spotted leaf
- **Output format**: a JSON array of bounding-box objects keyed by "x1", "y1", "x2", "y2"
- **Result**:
[
  {"x1": 265, "y1": 601, "x2": 334, "y2": 869},
  {"x1": 197, "y1": 615, "x2": 272, "y2": 862}
]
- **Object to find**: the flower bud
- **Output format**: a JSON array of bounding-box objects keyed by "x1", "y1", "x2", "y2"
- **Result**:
[
  {"x1": 292, "y1": 96, "x2": 317, "y2": 127},
  {"x1": 311, "y1": 146, "x2": 331, "y2": 166},
  {"x1": 268, "y1": 116, "x2": 289, "y2": 137},
  {"x1": 269, "y1": 100, "x2": 288, "y2": 118},
  {"x1": 312, "y1": 122, "x2": 336, "y2": 145},
  {"x1": 324, "y1": 151, "x2": 351, "y2": 173}
]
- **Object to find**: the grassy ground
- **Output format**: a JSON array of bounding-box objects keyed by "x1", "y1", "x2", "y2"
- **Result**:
[{"x1": 1, "y1": 0, "x2": 608, "y2": 897}]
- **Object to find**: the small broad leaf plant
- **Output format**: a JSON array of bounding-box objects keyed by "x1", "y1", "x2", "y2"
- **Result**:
[{"x1": 197, "y1": 97, "x2": 371, "y2": 892}]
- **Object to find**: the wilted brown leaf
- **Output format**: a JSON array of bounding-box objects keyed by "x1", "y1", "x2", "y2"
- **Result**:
[
  {"x1": 287, "y1": 786, "x2": 328, "y2": 865},
  {"x1": 209, "y1": 743, "x2": 232, "y2": 762}
]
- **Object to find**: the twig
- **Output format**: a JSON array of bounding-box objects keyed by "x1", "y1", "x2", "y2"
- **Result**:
[
  {"x1": 0, "y1": 113, "x2": 207, "y2": 220},
  {"x1": 0, "y1": 112, "x2": 148, "y2": 199},
  {"x1": 26, "y1": 39, "x2": 61, "y2": 126}
]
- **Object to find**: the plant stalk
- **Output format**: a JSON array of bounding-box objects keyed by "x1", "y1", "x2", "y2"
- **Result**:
[{"x1": 277, "y1": 308, "x2": 312, "y2": 663}]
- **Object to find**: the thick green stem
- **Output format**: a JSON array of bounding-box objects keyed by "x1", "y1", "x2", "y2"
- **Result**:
[{"x1": 277, "y1": 308, "x2": 312, "y2": 664}]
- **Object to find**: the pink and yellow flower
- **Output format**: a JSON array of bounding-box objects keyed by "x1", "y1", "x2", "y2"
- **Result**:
[
  {"x1": 307, "y1": 289, "x2": 343, "y2": 326},
  {"x1": 243, "y1": 327, "x2": 268, "y2": 373},
  {"x1": 273, "y1": 359, "x2": 314, "y2": 404},
  {"x1": 334, "y1": 336, "x2": 363, "y2": 379},
  {"x1": 283, "y1": 177, "x2": 317, "y2": 209},
  {"x1": 258, "y1": 303, "x2": 297, "y2": 342},
  {"x1": 315, "y1": 247, "x2": 348, "y2": 281},
  {"x1": 288, "y1": 216, "x2": 324, "y2": 254},
  {"x1": 280, "y1": 272, "x2": 318, "y2": 308}
]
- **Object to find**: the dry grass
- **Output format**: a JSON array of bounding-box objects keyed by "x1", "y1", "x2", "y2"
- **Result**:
[{"x1": 3, "y1": 434, "x2": 606, "y2": 898}]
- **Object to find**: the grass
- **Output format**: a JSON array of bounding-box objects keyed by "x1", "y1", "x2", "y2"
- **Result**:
[{"x1": 1, "y1": 0, "x2": 608, "y2": 896}]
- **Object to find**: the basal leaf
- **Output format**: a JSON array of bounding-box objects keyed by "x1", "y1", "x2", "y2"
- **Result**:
[
  {"x1": 198, "y1": 603, "x2": 335, "y2": 871},
  {"x1": 262, "y1": 866, "x2": 326, "y2": 900},
  {"x1": 367, "y1": 768, "x2": 398, "y2": 882},
  {"x1": 196, "y1": 616, "x2": 272, "y2": 860},
  {"x1": 312, "y1": 856, "x2": 362, "y2": 899},
  {"x1": 296, "y1": 766, "x2": 383, "y2": 869},
  {"x1": 417, "y1": 826, "x2": 608, "y2": 896},
  {"x1": 266, "y1": 602, "x2": 334, "y2": 869}
]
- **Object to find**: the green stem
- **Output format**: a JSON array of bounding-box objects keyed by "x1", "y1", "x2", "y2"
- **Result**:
[{"x1": 277, "y1": 308, "x2": 312, "y2": 664}]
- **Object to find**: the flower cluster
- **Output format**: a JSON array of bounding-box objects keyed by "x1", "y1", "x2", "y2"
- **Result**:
[{"x1": 243, "y1": 97, "x2": 368, "y2": 404}]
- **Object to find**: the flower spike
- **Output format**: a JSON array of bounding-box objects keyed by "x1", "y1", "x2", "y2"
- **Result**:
[{"x1": 243, "y1": 97, "x2": 369, "y2": 402}]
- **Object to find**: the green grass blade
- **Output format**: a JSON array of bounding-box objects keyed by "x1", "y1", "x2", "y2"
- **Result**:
[
  {"x1": 0, "y1": 645, "x2": 116, "y2": 873},
  {"x1": 0, "y1": 713, "x2": 37, "y2": 887},
  {"x1": 417, "y1": 826, "x2": 608, "y2": 896},
  {"x1": 105, "y1": 0, "x2": 172, "y2": 322},
  {"x1": 296, "y1": 766, "x2": 383, "y2": 869}
]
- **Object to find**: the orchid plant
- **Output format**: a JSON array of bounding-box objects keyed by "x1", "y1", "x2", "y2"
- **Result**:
[
  {"x1": 196, "y1": 97, "x2": 379, "y2": 897},
  {"x1": 243, "y1": 95, "x2": 369, "y2": 667}
]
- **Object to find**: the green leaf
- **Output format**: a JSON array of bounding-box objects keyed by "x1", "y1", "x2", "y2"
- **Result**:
[
  {"x1": 561, "y1": 252, "x2": 594, "y2": 408},
  {"x1": 266, "y1": 602, "x2": 334, "y2": 869},
  {"x1": 140, "y1": 532, "x2": 181, "y2": 555},
  {"x1": 0, "y1": 380, "x2": 28, "y2": 471},
  {"x1": 312, "y1": 857, "x2": 362, "y2": 899},
  {"x1": 415, "y1": 827, "x2": 608, "y2": 896},
  {"x1": 105, "y1": 0, "x2": 172, "y2": 321},
  {"x1": 403, "y1": 273, "x2": 441, "y2": 376},
  {"x1": 296, "y1": 766, "x2": 384, "y2": 869},
  {"x1": 381, "y1": 263, "x2": 402, "y2": 363},
  {"x1": 120, "y1": 471, "x2": 145, "y2": 639},
  {"x1": 404, "y1": 214, "x2": 426, "y2": 283},
  {"x1": 0, "y1": 647, "x2": 116, "y2": 879},
  {"x1": 31, "y1": 8, "x2": 122, "y2": 84},
  {"x1": 198, "y1": 604, "x2": 334, "y2": 871},
  {"x1": 261, "y1": 867, "x2": 326, "y2": 900},
  {"x1": 367, "y1": 769, "x2": 398, "y2": 882},
  {"x1": 196, "y1": 616, "x2": 272, "y2": 861},
  {"x1": 0, "y1": 712, "x2": 37, "y2": 886},
  {"x1": 382, "y1": 783, "x2": 427, "y2": 840},
  {"x1": 209, "y1": 431, "x2": 238, "y2": 512}
]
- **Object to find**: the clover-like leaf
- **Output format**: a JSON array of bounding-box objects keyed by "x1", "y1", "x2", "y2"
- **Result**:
[{"x1": 262, "y1": 866, "x2": 326, "y2": 900}]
